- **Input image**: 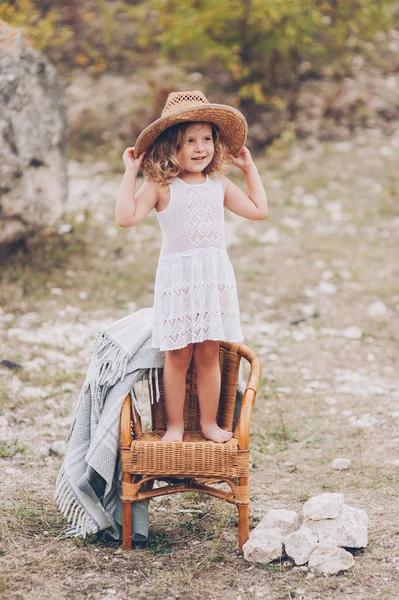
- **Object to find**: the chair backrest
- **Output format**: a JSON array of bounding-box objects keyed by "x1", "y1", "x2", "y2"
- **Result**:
[{"x1": 150, "y1": 343, "x2": 241, "y2": 432}]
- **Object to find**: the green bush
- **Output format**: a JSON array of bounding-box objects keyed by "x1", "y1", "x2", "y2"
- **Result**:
[
  {"x1": 130, "y1": 0, "x2": 396, "y2": 107},
  {"x1": 1, "y1": 0, "x2": 397, "y2": 107}
]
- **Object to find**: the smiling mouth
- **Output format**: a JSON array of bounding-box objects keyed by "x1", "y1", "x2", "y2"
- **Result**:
[{"x1": 192, "y1": 157, "x2": 206, "y2": 161}]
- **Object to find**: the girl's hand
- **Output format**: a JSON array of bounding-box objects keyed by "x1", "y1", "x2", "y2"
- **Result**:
[
  {"x1": 123, "y1": 147, "x2": 146, "y2": 174},
  {"x1": 229, "y1": 146, "x2": 255, "y2": 172}
]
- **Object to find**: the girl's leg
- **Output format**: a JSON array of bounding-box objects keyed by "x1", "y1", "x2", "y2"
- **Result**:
[
  {"x1": 193, "y1": 340, "x2": 233, "y2": 443},
  {"x1": 162, "y1": 344, "x2": 194, "y2": 442}
]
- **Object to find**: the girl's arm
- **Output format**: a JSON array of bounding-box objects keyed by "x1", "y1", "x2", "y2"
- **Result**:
[
  {"x1": 222, "y1": 147, "x2": 268, "y2": 220},
  {"x1": 115, "y1": 147, "x2": 158, "y2": 227}
]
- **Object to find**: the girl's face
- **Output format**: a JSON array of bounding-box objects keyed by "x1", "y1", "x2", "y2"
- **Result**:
[{"x1": 178, "y1": 123, "x2": 214, "y2": 173}]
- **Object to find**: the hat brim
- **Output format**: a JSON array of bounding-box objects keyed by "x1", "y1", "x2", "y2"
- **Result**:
[{"x1": 134, "y1": 103, "x2": 247, "y2": 158}]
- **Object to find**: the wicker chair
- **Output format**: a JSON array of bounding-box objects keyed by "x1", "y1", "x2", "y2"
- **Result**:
[{"x1": 120, "y1": 341, "x2": 262, "y2": 553}]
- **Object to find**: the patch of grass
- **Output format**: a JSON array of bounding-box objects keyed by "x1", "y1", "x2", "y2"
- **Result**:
[
  {"x1": 270, "y1": 424, "x2": 298, "y2": 444},
  {"x1": 15, "y1": 503, "x2": 40, "y2": 520},
  {"x1": 0, "y1": 496, "x2": 66, "y2": 545},
  {"x1": 0, "y1": 438, "x2": 26, "y2": 458},
  {"x1": 145, "y1": 529, "x2": 176, "y2": 554}
]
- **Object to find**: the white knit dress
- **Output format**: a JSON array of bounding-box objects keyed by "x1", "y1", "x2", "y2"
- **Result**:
[{"x1": 151, "y1": 175, "x2": 244, "y2": 351}]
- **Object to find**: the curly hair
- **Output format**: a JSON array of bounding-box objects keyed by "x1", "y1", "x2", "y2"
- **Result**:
[{"x1": 141, "y1": 122, "x2": 230, "y2": 185}]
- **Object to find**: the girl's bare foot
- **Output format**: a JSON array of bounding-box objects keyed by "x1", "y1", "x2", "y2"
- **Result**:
[
  {"x1": 201, "y1": 423, "x2": 233, "y2": 443},
  {"x1": 162, "y1": 425, "x2": 184, "y2": 442}
]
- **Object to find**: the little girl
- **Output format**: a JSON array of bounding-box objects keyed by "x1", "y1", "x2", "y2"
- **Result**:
[{"x1": 115, "y1": 91, "x2": 268, "y2": 444}]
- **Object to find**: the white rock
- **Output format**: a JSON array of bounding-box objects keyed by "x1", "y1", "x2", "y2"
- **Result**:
[
  {"x1": 314, "y1": 259, "x2": 325, "y2": 268},
  {"x1": 322, "y1": 270, "x2": 334, "y2": 281},
  {"x1": 57, "y1": 223, "x2": 72, "y2": 235},
  {"x1": 105, "y1": 226, "x2": 118, "y2": 238},
  {"x1": 49, "y1": 440, "x2": 67, "y2": 456},
  {"x1": 302, "y1": 194, "x2": 319, "y2": 207},
  {"x1": 50, "y1": 287, "x2": 63, "y2": 296},
  {"x1": 243, "y1": 528, "x2": 283, "y2": 564},
  {"x1": 331, "y1": 458, "x2": 351, "y2": 470},
  {"x1": 343, "y1": 326, "x2": 363, "y2": 340},
  {"x1": 368, "y1": 302, "x2": 387, "y2": 318},
  {"x1": 281, "y1": 217, "x2": 303, "y2": 230},
  {"x1": 306, "y1": 504, "x2": 368, "y2": 549},
  {"x1": 349, "y1": 414, "x2": 378, "y2": 429},
  {"x1": 0, "y1": 416, "x2": 9, "y2": 428},
  {"x1": 257, "y1": 509, "x2": 299, "y2": 534},
  {"x1": 308, "y1": 544, "x2": 354, "y2": 575},
  {"x1": 284, "y1": 526, "x2": 318, "y2": 566},
  {"x1": 317, "y1": 281, "x2": 337, "y2": 295},
  {"x1": 303, "y1": 493, "x2": 344, "y2": 521},
  {"x1": 324, "y1": 396, "x2": 337, "y2": 406},
  {"x1": 23, "y1": 386, "x2": 47, "y2": 399},
  {"x1": 260, "y1": 227, "x2": 280, "y2": 245}
]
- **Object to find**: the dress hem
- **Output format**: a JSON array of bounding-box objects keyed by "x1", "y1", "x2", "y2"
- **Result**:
[{"x1": 151, "y1": 334, "x2": 244, "y2": 352}]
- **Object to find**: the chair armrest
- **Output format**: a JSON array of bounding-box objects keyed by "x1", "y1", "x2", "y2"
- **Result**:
[
  {"x1": 234, "y1": 388, "x2": 256, "y2": 451},
  {"x1": 120, "y1": 394, "x2": 132, "y2": 447},
  {"x1": 234, "y1": 344, "x2": 262, "y2": 451}
]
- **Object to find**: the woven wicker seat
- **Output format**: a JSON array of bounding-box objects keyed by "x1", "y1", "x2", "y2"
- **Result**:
[{"x1": 120, "y1": 341, "x2": 262, "y2": 552}]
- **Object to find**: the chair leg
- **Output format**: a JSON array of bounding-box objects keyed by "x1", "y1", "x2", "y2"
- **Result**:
[
  {"x1": 238, "y1": 504, "x2": 249, "y2": 554},
  {"x1": 122, "y1": 501, "x2": 133, "y2": 550}
]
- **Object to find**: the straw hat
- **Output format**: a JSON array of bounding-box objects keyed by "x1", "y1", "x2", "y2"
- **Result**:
[{"x1": 134, "y1": 91, "x2": 247, "y2": 158}]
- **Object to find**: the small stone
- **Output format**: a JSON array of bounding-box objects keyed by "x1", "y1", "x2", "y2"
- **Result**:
[
  {"x1": 368, "y1": 302, "x2": 387, "y2": 318},
  {"x1": 343, "y1": 326, "x2": 363, "y2": 340},
  {"x1": 105, "y1": 226, "x2": 118, "y2": 238},
  {"x1": 50, "y1": 287, "x2": 63, "y2": 296},
  {"x1": 49, "y1": 440, "x2": 67, "y2": 456},
  {"x1": 317, "y1": 281, "x2": 337, "y2": 295},
  {"x1": 308, "y1": 544, "x2": 354, "y2": 575},
  {"x1": 57, "y1": 223, "x2": 72, "y2": 235},
  {"x1": 306, "y1": 504, "x2": 368, "y2": 548},
  {"x1": 281, "y1": 217, "x2": 303, "y2": 230},
  {"x1": 322, "y1": 270, "x2": 334, "y2": 281},
  {"x1": 23, "y1": 387, "x2": 47, "y2": 399},
  {"x1": 243, "y1": 528, "x2": 283, "y2": 564},
  {"x1": 302, "y1": 194, "x2": 319, "y2": 207},
  {"x1": 303, "y1": 493, "x2": 344, "y2": 521},
  {"x1": 260, "y1": 227, "x2": 280, "y2": 245},
  {"x1": 284, "y1": 526, "x2": 318, "y2": 566},
  {"x1": 258, "y1": 509, "x2": 299, "y2": 534},
  {"x1": 349, "y1": 414, "x2": 378, "y2": 429},
  {"x1": 331, "y1": 458, "x2": 351, "y2": 470},
  {"x1": 324, "y1": 396, "x2": 337, "y2": 406}
]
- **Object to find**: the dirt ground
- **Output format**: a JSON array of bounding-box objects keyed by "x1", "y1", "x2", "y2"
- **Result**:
[{"x1": 1, "y1": 129, "x2": 399, "y2": 600}]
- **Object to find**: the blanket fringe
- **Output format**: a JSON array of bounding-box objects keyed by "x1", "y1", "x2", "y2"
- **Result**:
[
  {"x1": 54, "y1": 470, "x2": 98, "y2": 537},
  {"x1": 92, "y1": 331, "x2": 131, "y2": 408}
]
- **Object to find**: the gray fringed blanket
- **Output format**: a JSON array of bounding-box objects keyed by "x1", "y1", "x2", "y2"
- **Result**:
[{"x1": 55, "y1": 306, "x2": 244, "y2": 541}]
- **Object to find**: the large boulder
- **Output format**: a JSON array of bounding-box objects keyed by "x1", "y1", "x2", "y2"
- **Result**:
[{"x1": 0, "y1": 21, "x2": 67, "y2": 250}]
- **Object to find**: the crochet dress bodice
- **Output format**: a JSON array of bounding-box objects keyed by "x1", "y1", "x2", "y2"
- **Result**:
[{"x1": 151, "y1": 175, "x2": 243, "y2": 351}]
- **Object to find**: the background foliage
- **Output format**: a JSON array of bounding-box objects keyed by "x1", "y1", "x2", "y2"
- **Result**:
[
  {"x1": 2, "y1": 0, "x2": 397, "y2": 95},
  {"x1": 131, "y1": 0, "x2": 397, "y2": 110}
]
